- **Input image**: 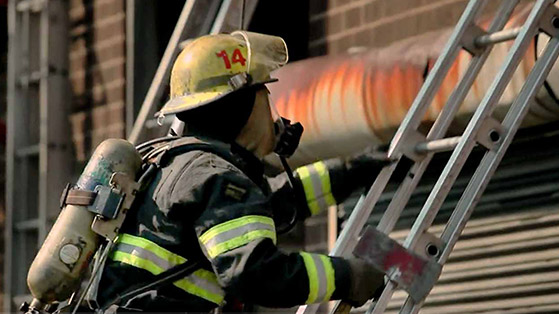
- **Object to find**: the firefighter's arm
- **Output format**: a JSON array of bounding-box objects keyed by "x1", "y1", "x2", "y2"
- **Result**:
[
  {"x1": 268, "y1": 147, "x2": 390, "y2": 218},
  {"x1": 192, "y1": 166, "x2": 353, "y2": 307}
]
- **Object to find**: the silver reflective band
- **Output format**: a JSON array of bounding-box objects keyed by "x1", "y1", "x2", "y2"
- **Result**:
[
  {"x1": 300, "y1": 252, "x2": 336, "y2": 304},
  {"x1": 310, "y1": 253, "x2": 328, "y2": 302},
  {"x1": 307, "y1": 165, "x2": 330, "y2": 212},
  {"x1": 199, "y1": 216, "x2": 276, "y2": 259},
  {"x1": 297, "y1": 162, "x2": 337, "y2": 215},
  {"x1": 113, "y1": 240, "x2": 225, "y2": 303},
  {"x1": 203, "y1": 222, "x2": 275, "y2": 251},
  {"x1": 116, "y1": 242, "x2": 173, "y2": 269}
]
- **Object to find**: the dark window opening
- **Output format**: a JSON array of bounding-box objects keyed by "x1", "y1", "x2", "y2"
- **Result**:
[{"x1": 248, "y1": 1, "x2": 310, "y2": 62}]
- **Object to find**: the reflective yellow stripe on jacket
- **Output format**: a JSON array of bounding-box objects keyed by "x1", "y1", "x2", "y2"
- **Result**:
[
  {"x1": 110, "y1": 234, "x2": 225, "y2": 305},
  {"x1": 300, "y1": 252, "x2": 336, "y2": 304},
  {"x1": 199, "y1": 215, "x2": 276, "y2": 259},
  {"x1": 296, "y1": 161, "x2": 337, "y2": 215}
]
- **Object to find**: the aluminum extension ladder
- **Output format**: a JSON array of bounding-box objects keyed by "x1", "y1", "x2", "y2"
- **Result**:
[
  {"x1": 5, "y1": 0, "x2": 72, "y2": 310},
  {"x1": 298, "y1": 0, "x2": 559, "y2": 313},
  {"x1": 127, "y1": 0, "x2": 259, "y2": 145}
]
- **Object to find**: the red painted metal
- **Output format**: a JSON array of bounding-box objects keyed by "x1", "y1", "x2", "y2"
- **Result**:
[{"x1": 353, "y1": 226, "x2": 442, "y2": 302}]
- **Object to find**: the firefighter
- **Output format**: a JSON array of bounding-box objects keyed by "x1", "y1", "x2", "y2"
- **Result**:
[{"x1": 95, "y1": 31, "x2": 386, "y2": 312}]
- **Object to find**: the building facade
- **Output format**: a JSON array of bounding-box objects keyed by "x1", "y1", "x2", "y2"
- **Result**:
[{"x1": 1, "y1": 0, "x2": 558, "y2": 312}]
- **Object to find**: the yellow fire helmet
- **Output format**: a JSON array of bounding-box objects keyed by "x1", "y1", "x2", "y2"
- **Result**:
[{"x1": 156, "y1": 31, "x2": 289, "y2": 119}]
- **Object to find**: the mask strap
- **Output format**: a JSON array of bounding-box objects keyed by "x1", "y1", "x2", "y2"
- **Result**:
[
  {"x1": 275, "y1": 156, "x2": 299, "y2": 234},
  {"x1": 279, "y1": 156, "x2": 296, "y2": 188}
]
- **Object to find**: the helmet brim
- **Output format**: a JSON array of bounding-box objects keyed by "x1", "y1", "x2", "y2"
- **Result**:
[{"x1": 155, "y1": 78, "x2": 278, "y2": 117}]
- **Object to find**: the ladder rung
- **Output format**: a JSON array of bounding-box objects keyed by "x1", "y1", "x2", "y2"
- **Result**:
[
  {"x1": 16, "y1": 144, "x2": 40, "y2": 158},
  {"x1": 18, "y1": 71, "x2": 42, "y2": 86},
  {"x1": 475, "y1": 26, "x2": 522, "y2": 47},
  {"x1": 16, "y1": 0, "x2": 45, "y2": 12},
  {"x1": 415, "y1": 136, "x2": 461, "y2": 154},
  {"x1": 15, "y1": 219, "x2": 39, "y2": 231}
]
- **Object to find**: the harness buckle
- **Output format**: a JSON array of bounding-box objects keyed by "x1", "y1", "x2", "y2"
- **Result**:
[{"x1": 88, "y1": 185, "x2": 125, "y2": 220}]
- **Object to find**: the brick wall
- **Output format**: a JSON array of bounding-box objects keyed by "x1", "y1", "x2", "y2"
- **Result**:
[
  {"x1": 308, "y1": 0, "x2": 502, "y2": 57},
  {"x1": 68, "y1": 0, "x2": 126, "y2": 161}
]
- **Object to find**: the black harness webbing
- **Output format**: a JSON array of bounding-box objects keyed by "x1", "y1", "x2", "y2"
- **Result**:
[{"x1": 99, "y1": 136, "x2": 239, "y2": 310}]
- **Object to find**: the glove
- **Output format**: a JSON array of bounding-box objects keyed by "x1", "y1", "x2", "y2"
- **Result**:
[
  {"x1": 344, "y1": 145, "x2": 393, "y2": 189},
  {"x1": 345, "y1": 257, "x2": 385, "y2": 307}
]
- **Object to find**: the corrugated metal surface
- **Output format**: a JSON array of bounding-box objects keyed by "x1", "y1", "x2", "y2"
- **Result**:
[
  {"x1": 366, "y1": 125, "x2": 559, "y2": 228},
  {"x1": 385, "y1": 209, "x2": 559, "y2": 313},
  {"x1": 268, "y1": 5, "x2": 559, "y2": 167},
  {"x1": 346, "y1": 125, "x2": 559, "y2": 313}
]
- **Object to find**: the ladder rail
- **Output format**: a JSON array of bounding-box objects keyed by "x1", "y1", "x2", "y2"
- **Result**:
[
  {"x1": 331, "y1": 0, "x2": 488, "y2": 270},
  {"x1": 396, "y1": 1, "x2": 557, "y2": 313},
  {"x1": 165, "y1": 0, "x2": 260, "y2": 138},
  {"x1": 402, "y1": 37, "x2": 559, "y2": 314},
  {"x1": 38, "y1": 0, "x2": 49, "y2": 240},
  {"x1": 298, "y1": 165, "x2": 398, "y2": 314},
  {"x1": 302, "y1": 3, "x2": 496, "y2": 314},
  {"x1": 300, "y1": 169, "x2": 401, "y2": 314},
  {"x1": 118, "y1": 1, "x2": 559, "y2": 314},
  {"x1": 325, "y1": 0, "x2": 495, "y2": 264},
  {"x1": 211, "y1": 0, "x2": 233, "y2": 34},
  {"x1": 396, "y1": 42, "x2": 559, "y2": 309},
  {"x1": 299, "y1": 0, "x2": 559, "y2": 313},
  {"x1": 440, "y1": 36, "x2": 559, "y2": 263},
  {"x1": 127, "y1": 1, "x2": 199, "y2": 144},
  {"x1": 6, "y1": 1, "x2": 72, "y2": 311},
  {"x1": 402, "y1": 0, "x2": 551, "y2": 252},
  {"x1": 38, "y1": 0, "x2": 71, "y2": 240},
  {"x1": 298, "y1": 2, "x2": 523, "y2": 314},
  {"x1": 5, "y1": 0, "x2": 20, "y2": 308},
  {"x1": 388, "y1": 0, "x2": 487, "y2": 157},
  {"x1": 128, "y1": 0, "x2": 260, "y2": 143},
  {"x1": 377, "y1": 0, "x2": 520, "y2": 235},
  {"x1": 6, "y1": 0, "x2": 40, "y2": 304},
  {"x1": 334, "y1": 164, "x2": 399, "y2": 257}
]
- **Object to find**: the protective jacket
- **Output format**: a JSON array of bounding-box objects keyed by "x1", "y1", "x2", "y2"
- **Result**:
[{"x1": 96, "y1": 136, "x2": 374, "y2": 312}]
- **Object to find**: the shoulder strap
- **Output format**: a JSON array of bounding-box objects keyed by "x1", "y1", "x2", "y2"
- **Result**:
[
  {"x1": 152, "y1": 136, "x2": 239, "y2": 168},
  {"x1": 100, "y1": 137, "x2": 236, "y2": 310},
  {"x1": 135, "y1": 136, "x2": 241, "y2": 191},
  {"x1": 100, "y1": 258, "x2": 202, "y2": 311}
]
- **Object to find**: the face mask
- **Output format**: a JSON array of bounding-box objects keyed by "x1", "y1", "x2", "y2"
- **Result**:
[
  {"x1": 273, "y1": 117, "x2": 304, "y2": 158},
  {"x1": 266, "y1": 95, "x2": 304, "y2": 158},
  {"x1": 268, "y1": 100, "x2": 303, "y2": 234}
]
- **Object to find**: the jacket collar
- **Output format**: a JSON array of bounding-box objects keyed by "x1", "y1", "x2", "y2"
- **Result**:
[
  {"x1": 181, "y1": 133, "x2": 265, "y2": 185},
  {"x1": 229, "y1": 142, "x2": 265, "y2": 186}
]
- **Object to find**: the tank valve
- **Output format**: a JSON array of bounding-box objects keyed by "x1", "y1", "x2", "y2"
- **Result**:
[{"x1": 20, "y1": 298, "x2": 53, "y2": 314}]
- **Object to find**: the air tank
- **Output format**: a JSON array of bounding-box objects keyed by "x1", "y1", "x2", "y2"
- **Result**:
[{"x1": 26, "y1": 139, "x2": 142, "y2": 309}]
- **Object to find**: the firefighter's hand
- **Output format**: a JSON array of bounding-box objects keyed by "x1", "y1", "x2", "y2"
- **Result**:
[
  {"x1": 344, "y1": 146, "x2": 393, "y2": 189},
  {"x1": 344, "y1": 257, "x2": 385, "y2": 307}
]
